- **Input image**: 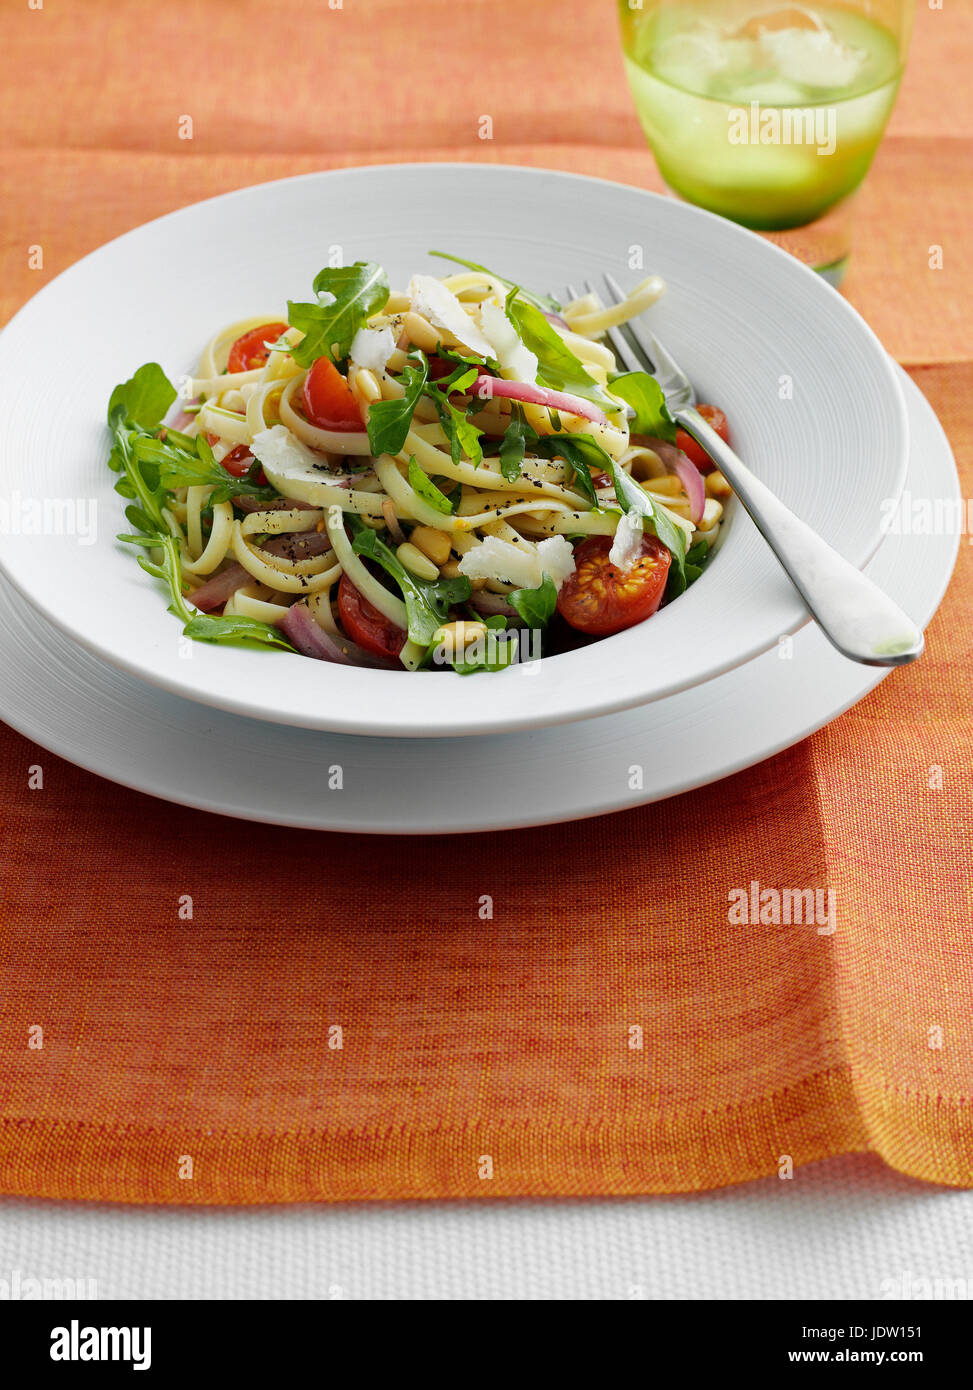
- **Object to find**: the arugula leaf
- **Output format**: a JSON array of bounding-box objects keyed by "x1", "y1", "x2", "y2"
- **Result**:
[
  {"x1": 182, "y1": 613, "x2": 296, "y2": 650},
  {"x1": 451, "y1": 629, "x2": 520, "y2": 675},
  {"x1": 351, "y1": 520, "x2": 471, "y2": 646},
  {"x1": 160, "y1": 424, "x2": 199, "y2": 453},
  {"x1": 287, "y1": 261, "x2": 389, "y2": 367},
  {"x1": 124, "y1": 503, "x2": 161, "y2": 534},
  {"x1": 610, "y1": 459, "x2": 689, "y2": 597},
  {"x1": 119, "y1": 533, "x2": 195, "y2": 623},
  {"x1": 107, "y1": 368, "x2": 180, "y2": 532},
  {"x1": 111, "y1": 443, "x2": 167, "y2": 531},
  {"x1": 684, "y1": 539, "x2": 711, "y2": 587},
  {"x1": 437, "y1": 344, "x2": 495, "y2": 374},
  {"x1": 498, "y1": 405, "x2": 536, "y2": 483},
  {"x1": 407, "y1": 458, "x2": 453, "y2": 515},
  {"x1": 365, "y1": 353, "x2": 428, "y2": 456},
  {"x1": 508, "y1": 573, "x2": 558, "y2": 628},
  {"x1": 505, "y1": 297, "x2": 614, "y2": 412},
  {"x1": 425, "y1": 378, "x2": 483, "y2": 467},
  {"x1": 531, "y1": 432, "x2": 612, "y2": 505},
  {"x1": 435, "y1": 364, "x2": 478, "y2": 394},
  {"x1": 119, "y1": 535, "x2": 295, "y2": 651},
  {"x1": 107, "y1": 363, "x2": 177, "y2": 429},
  {"x1": 433, "y1": 476, "x2": 463, "y2": 513},
  {"x1": 134, "y1": 433, "x2": 278, "y2": 505},
  {"x1": 608, "y1": 371, "x2": 677, "y2": 443},
  {"x1": 108, "y1": 369, "x2": 295, "y2": 653},
  {"x1": 427, "y1": 251, "x2": 560, "y2": 314}
]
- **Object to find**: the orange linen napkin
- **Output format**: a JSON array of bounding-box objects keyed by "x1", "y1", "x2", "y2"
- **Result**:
[{"x1": 1, "y1": 0, "x2": 972, "y2": 1202}]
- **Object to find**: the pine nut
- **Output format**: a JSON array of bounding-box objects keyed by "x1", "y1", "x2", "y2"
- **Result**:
[
  {"x1": 696, "y1": 499, "x2": 724, "y2": 533},
  {"x1": 402, "y1": 312, "x2": 441, "y2": 352},
  {"x1": 433, "y1": 621, "x2": 488, "y2": 658},
  {"x1": 411, "y1": 526, "x2": 452, "y2": 567},
  {"x1": 645, "y1": 474, "x2": 683, "y2": 495},
  {"x1": 396, "y1": 541, "x2": 439, "y2": 581}
]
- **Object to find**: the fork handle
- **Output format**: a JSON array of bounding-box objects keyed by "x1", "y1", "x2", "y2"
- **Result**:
[{"x1": 675, "y1": 406, "x2": 923, "y2": 668}]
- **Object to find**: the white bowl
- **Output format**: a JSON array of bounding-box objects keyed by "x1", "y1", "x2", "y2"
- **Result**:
[{"x1": 0, "y1": 163, "x2": 908, "y2": 737}]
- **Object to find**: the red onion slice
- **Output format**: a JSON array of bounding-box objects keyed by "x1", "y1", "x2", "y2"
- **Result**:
[
  {"x1": 639, "y1": 436, "x2": 706, "y2": 526},
  {"x1": 186, "y1": 563, "x2": 249, "y2": 612},
  {"x1": 382, "y1": 497, "x2": 405, "y2": 545},
  {"x1": 468, "y1": 590, "x2": 518, "y2": 618},
  {"x1": 669, "y1": 454, "x2": 706, "y2": 526},
  {"x1": 279, "y1": 600, "x2": 397, "y2": 669},
  {"x1": 261, "y1": 530, "x2": 332, "y2": 560},
  {"x1": 472, "y1": 374, "x2": 607, "y2": 425},
  {"x1": 169, "y1": 400, "x2": 199, "y2": 432}
]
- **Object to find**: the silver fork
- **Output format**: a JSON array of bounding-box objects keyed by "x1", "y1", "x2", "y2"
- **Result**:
[{"x1": 560, "y1": 275, "x2": 922, "y2": 668}]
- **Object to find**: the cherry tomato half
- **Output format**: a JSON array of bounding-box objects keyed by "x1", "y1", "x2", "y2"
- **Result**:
[
  {"x1": 427, "y1": 355, "x2": 456, "y2": 381},
  {"x1": 226, "y1": 322, "x2": 290, "y2": 374},
  {"x1": 219, "y1": 444, "x2": 267, "y2": 486},
  {"x1": 302, "y1": 358, "x2": 365, "y2": 432},
  {"x1": 556, "y1": 534, "x2": 671, "y2": 637},
  {"x1": 338, "y1": 573, "x2": 406, "y2": 659},
  {"x1": 676, "y1": 405, "x2": 730, "y2": 474}
]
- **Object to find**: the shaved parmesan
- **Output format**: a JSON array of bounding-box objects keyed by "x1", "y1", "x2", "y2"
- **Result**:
[
  {"x1": 349, "y1": 324, "x2": 397, "y2": 374},
  {"x1": 457, "y1": 534, "x2": 575, "y2": 592},
  {"x1": 457, "y1": 537, "x2": 537, "y2": 589},
  {"x1": 251, "y1": 424, "x2": 322, "y2": 474},
  {"x1": 250, "y1": 425, "x2": 351, "y2": 506},
  {"x1": 480, "y1": 301, "x2": 537, "y2": 383},
  {"x1": 409, "y1": 274, "x2": 494, "y2": 359},
  {"x1": 608, "y1": 510, "x2": 645, "y2": 572},
  {"x1": 534, "y1": 536, "x2": 577, "y2": 589}
]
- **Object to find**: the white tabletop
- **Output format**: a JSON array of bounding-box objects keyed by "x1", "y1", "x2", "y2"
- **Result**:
[{"x1": 2, "y1": 1154, "x2": 970, "y2": 1300}]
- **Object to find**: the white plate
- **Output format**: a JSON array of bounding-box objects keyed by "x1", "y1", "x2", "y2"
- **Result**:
[
  {"x1": 0, "y1": 368, "x2": 954, "y2": 833},
  {"x1": 0, "y1": 163, "x2": 908, "y2": 738}
]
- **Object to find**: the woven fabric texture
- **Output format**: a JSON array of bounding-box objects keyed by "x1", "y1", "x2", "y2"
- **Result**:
[{"x1": 0, "y1": 0, "x2": 971, "y2": 1203}]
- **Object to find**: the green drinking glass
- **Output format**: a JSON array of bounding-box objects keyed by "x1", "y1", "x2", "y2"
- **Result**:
[{"x1": 618, "y1": 0, "x2": 916, "y2": 285}]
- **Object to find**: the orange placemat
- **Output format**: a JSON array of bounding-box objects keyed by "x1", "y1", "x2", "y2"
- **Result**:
[{"x1": 1, "y1": 0, "x2": 972, "y2": 1202}]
